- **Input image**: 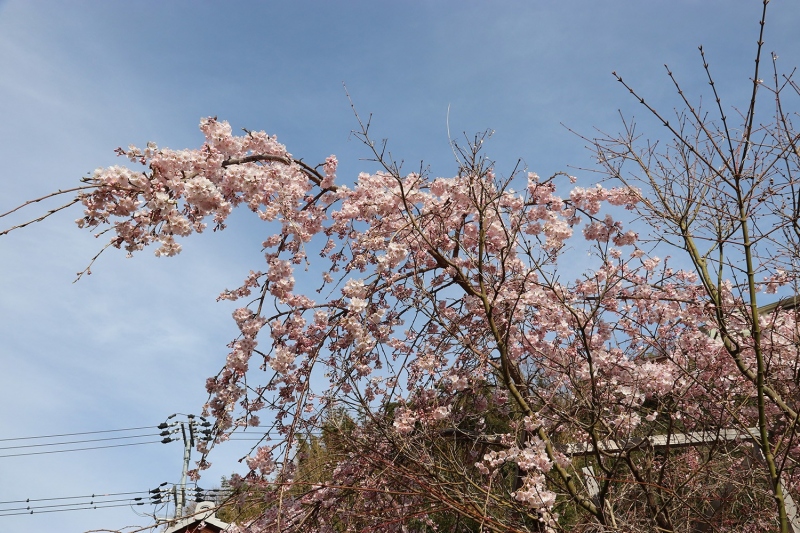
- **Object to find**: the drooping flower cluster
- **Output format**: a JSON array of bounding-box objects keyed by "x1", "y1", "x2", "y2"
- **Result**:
[{"x1": 15, "y1": 114, "x2": 796, "y2": 531}]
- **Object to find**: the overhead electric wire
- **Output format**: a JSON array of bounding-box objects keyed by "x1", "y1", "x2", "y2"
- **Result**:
[
  {"x1": 0, "y1": 489, "x2": 152, "y2": 505},
  {"x1": 0, "y1": 425, "x2": 158, "y2": 442},
  {"x1": 0, "y1": 440, "x2": 163, "y2": 458},
  {"x1": 0, "y1": 433, "x2": 163, "y2": 451},
  {"x1": 0, "y1": 417, "x2": 231, "y2": 518},
  {"x1": 0, "y1": 485, "x2": 232, "y2": 518},
  {"x1": 0, "y1": 501, "x2": 155, "y2": 517},
  {"x1": 0, "y1": 488, "x2": 169, "y2": 517},
  {"x1": 1, "y1": 496, "x2": 153, "y2": 513}
]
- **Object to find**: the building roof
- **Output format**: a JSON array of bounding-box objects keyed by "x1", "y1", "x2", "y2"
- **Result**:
[{"x1": 163, "y1": 502, "x2": 231, "y2": 533}]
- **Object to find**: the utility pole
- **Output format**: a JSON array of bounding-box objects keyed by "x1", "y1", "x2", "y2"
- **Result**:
[
  {"x1": 158, "y1": 414, "x2": 213, "y2": 520},
  {"x1": 175, "y1": 420, "x2": 191, "y2": 518}
]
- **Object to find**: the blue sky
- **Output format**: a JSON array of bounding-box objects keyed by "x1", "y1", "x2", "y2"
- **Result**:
[{"x1": 1, "y1": 1, "x2": 799, "y2": 531}]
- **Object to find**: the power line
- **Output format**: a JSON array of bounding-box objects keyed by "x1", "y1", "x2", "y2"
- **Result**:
[
  {"x1": 0, "y1": 501, "x2": 155, "y2": 517},
  {"x1": 0, "y1": 484, "x2": 233, "y2": 518},
  {"x1": 0, "y1": 434, "x2": 266, "y2": 450},
  {"x1": 0, "y1": 433, "x2": 162, "y2": 451},
  {"x1": 1, "y1": 496, "x2": 152, "y2": 513},
  {"x1": 0, "y1": 440, "x2": 163, "y2": 458},
  {"x1": 0, "y1": 487, "x2": 170, "y2": 517},
  {"x1": 0, "y1": 425, "x2": 158, "y2": 442},
  {"x1": 0, "y1": 490, "x2": 151, "y2": 505}
]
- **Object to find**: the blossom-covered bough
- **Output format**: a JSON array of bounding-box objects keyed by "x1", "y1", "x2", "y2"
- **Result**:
[{"x1": 4, "y1": 2, "x2": 800, "y2": 531}]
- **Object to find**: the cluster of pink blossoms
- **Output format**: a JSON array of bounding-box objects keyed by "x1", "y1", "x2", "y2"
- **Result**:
[{"x1": 58, "y1": 117, "x2": 800, "y2": 530}]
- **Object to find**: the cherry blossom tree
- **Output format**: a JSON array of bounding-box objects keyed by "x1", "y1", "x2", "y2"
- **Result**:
[
  {"x1": 3, "y1": 2, "x2": 799, "y2": 531},
  {"x1": 586, "y1": 1, "x2": 800, "y2": 529}
]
